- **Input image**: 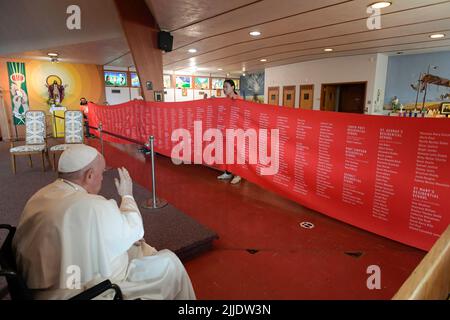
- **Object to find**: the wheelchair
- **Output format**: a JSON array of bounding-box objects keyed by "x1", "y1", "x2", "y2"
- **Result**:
[{"x1": 0, "y1": 224, "x2": 123, "y2": 300}]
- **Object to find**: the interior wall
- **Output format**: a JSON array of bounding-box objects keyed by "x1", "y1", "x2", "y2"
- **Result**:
[
  {"x1": 372, "y1": 54, "x2": 389, "y2": 114},
  {"x1": 105, "y1": 87, "x2": 131, "y2": 105},
  {"x1": 0, "y1": 57, "x2": 105, "y2": 137},
  {"x1": 264, "y1": 54, "x2": 380, "y2": 113},
  {"x1": 0, "y1": 58, "x2": 105, "y2": 110}
]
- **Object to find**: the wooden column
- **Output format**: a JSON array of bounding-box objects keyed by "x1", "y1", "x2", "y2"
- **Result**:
[
  {"x1": 0, "y1": 89, "x2": 12, "y2": 140},
  {"x1": 114, "y1": 0, "x2": 163, "y2": 102}
]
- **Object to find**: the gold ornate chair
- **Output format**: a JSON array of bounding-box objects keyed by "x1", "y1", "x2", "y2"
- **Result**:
[
  {"x1": 49, "y1": 110, "x2": 84, "y2": 170},
  {"x1": 9, "y1": 111, "x2": 47, "y2": 174}
]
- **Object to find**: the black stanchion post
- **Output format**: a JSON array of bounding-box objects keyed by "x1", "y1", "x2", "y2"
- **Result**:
[
  {"x1": 141, "y1": 136, "x2": 168, "y2": 210},
  {"x1": 98, "y1": 122, "x2": 112, "y2": 171},
  {"x1": 98, "y1": 122, "x2": 104, "y2": 156}
]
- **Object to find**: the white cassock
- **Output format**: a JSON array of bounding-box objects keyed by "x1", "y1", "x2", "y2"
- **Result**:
[{"x1": 12, "y1": 179, "x2": 196, "y2": 300}]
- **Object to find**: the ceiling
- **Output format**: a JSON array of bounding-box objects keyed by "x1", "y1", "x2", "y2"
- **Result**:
[{"x1": 1, "y1": 0, "x2": 450, "y2": 76}]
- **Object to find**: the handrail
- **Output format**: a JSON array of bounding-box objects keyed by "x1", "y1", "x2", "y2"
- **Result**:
[{"x1": 392, "y1": 225, "x2": 450, "y2": 300}]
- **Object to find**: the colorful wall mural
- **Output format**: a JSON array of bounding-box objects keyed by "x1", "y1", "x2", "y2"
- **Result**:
[{"x1": 384, "y1": 51, "x2": 450, "y2": 111}]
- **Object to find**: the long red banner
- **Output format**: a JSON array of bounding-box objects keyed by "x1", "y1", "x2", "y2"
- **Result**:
[{"x1": 88, "y1": 99, "x2": 450, "y2": 251}]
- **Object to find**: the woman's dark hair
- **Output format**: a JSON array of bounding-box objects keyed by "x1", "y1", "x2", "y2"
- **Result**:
[{"x1": 224, "y1": 79, "x2": 238, "y2": 94}]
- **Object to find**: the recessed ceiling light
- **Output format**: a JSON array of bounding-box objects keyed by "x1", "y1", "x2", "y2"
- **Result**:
[
  {"x1": 188, "y1": 48, "x2": 197, "y2": 53},
  {"x1": 218, "y1": 68, "x2": 223, "y2": 71},
  {"x1": 430, "y1": 33, "x2": 445, "y2": 39},
  {"x1": 249, "y1": 31, "x2": 261, "y2": 37},
  {"x1": 243, "y1": 73, "x2": 246, "y2": 76},
  {"x1": 369, "y1": 2, "x2": 392, "y2": 9},
  {"x1": 47, "y1": 52, "x2": 58, "y2": 57},
  {"x1": 260, "y1": 59, "x2": 267, "y2": 62},
  {"x1": 324, "y1": 48, "x2": 333, "y2": 52}
]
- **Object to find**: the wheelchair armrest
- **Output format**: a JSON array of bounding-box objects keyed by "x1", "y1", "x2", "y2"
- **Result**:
[
  {"x1": 0, "y1": 269, "x2": 17, "y2": 277},
  {"x1": 0, "y1": 224, "x2": 15, "y2": 231},
  {"x1": 69, "y1": 280, "x2": 123, "y2": 300}
]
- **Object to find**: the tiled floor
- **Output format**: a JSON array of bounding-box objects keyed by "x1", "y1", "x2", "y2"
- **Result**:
[{"x1": 95, "y1": 139, "x2": 425, "y2": 300}]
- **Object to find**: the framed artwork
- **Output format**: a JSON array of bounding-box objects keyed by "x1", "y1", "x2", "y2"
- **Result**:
[
  {"x1": 163, "y1": 75, "x2": 172, "y2": 88},
  {"x1": 130, "y1": 73, "x2": 140, "y2": 87},
  {"x1": 176, "y1": 76, "x2": 191, "y2": 88},
  {"x1": 194, "y1": 77, "x2": 209, "y2": 90},
  {"x1": 154, "y1": 91, "x2": 163, "y2": 101},
  {"x1": 104, "y1": 71, "x2": 127, "y2": 87},
  {"x1": 441, "y1": 102, "x2": 450, "y2": 114},
  {"x1": 212, "y1": 78, "x2": 224, "y2": 89}
]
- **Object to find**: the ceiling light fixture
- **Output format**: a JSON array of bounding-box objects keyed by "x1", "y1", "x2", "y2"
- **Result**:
[
  {"x1": 430, "y1": 33, "x2": 445, "y2": 39},
  {"x1": 218, "y1": 68, "x2": 223, "y2": 71},
  {"x1": 47, "y1": 52, "x2": 58, "y2": 57},
  {"x1": 249, "y1": 31, "x2": 261, "y2": 37},
  {"x1": 324, "y1": 48, "x2": 333, "y2": 52},
  {"x1": 188, "y1": 48, "x2": 197, "y2": 53},
  {"x1": 260, "y1": 59, "x2": 267, "y2": 62},
  {"x1": 369, "y1": 2, "x2": 392, "y2": 9}
]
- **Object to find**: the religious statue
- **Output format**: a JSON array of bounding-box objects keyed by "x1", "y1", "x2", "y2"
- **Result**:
[{"x1": 45, "y1": 76, "x2": 68, "y2": 104}]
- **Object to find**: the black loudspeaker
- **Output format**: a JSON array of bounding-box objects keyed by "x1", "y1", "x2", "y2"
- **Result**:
[{"x1": 158, "y1": 31, "x2": 173, "y2": 52}]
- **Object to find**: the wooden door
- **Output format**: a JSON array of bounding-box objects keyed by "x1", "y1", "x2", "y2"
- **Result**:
[
  {"x1": 299, "y1": 85, "x2": 314, "y2": 110},
  {"x1": 338, "y1": 83, "x2": 366, "y2": 114},
  {"x1": 268, "y1": 87, "x2": 279, "y2": 106},
  {"x1": 283, "y1": 86, "x2": 296, "y2": 108},
  {"x1": 321, "y1": 85, "x2": 337, "y2": 111}
]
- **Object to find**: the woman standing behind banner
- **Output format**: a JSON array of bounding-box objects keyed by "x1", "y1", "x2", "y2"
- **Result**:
[
  {"x1": 217, "y1": 79, "x2": 242, "y2": 185},
  {"x1": 79, "y1": 97, "x2": 91, "y2": 137}
]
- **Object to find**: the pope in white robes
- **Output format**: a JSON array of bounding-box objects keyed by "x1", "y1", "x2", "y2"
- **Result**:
[{"x1": 12, "y1": 144, "x2": 196, "y2": 300}]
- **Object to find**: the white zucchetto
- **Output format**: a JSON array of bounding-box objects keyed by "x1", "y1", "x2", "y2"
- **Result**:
[{"x1": 58, "y1": 144, "x2": 99, "y2": 173}]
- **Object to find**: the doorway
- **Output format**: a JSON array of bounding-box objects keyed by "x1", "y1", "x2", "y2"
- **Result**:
[
  {"x1": 283, "y1": 86, "x2": 296, "y2": 108},
  {"x1": 299, "y1": 85, "x2": 314, "y2": 110},
  {"x1": 268, "y1": 87, "x2": 280, "y2": 106},
  {"x1": 320, "y1": 82, "x2": 366, "y2": 113}
]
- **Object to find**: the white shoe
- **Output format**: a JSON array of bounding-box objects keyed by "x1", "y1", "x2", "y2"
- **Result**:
[
  {"x1": 230, "y1": 175, "x2": 242, "y2": 184},
  {"x1": 217, "y1": 172, "x2": 233, "y2": 180}
]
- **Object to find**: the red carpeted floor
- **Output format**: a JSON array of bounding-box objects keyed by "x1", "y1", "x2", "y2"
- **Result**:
[{"x1": 92, "y1": 139, "x2": 425, "y2": 300}]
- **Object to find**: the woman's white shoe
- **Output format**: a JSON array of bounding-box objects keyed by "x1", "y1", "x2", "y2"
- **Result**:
[
  {"x1": 230, "y1": 175, "x2": 242, "y2": 184},
  {"x1": 217, "y1": 172, "x2": 233, "y2": 180}
]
